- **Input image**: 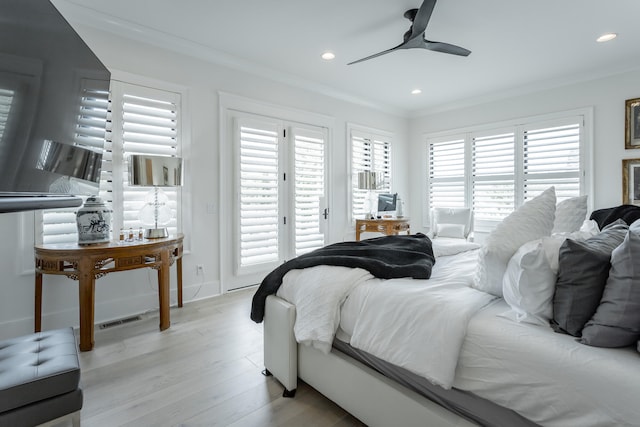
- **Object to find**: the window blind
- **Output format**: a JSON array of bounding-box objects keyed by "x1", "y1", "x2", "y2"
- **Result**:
[
  {"x1": 425, "y1": 113, "x2": 586, "y2": 231},
  {"x1": 41, "y1": 85, "x2": 110, "y2": 244},
  {"x1": 0, "y1": 88, "x2": 14, "y2": 145},
  {"x1": 351, "y1": 129, "x2": 392, "y2": 219},
  {"x1": 428, "y1": 138, "x2": 466, "y2": 208},
  {"x1": 235, "y1": 116, "x2": 329, "y2": 271},
  {"x1": 292, "y1": 127, "x2": 326, "y2": 256},
  {"x1": 472, "y1": 131, "x2": 515, "y2": 221},
  {"x1": 238, "y1": 121, "x2": 280, "y2": 267},
  {"x1": 111, "y1": 89, "x2": 181, "y2": 235},
  {"x1": 40, "y1": 81, "x2": 182, "y2": 244},
  {"x1": 522, "y1": 122, "x2": 581, "y2": 201}
]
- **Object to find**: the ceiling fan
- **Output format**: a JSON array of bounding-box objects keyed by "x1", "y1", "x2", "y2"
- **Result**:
[{"x1": 348, "y1": 0, "x2": 471, "y2": 65}]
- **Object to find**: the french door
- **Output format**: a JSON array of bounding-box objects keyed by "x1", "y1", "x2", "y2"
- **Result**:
[{"x1": 232, "y1": 113, "x2": 329, "y2": 287}]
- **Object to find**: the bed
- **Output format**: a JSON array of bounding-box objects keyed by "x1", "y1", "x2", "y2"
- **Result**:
[{"x1": 252, "y1": 192, "x2": 640, "y2": 427}]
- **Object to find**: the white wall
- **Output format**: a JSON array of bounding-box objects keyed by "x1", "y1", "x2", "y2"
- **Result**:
[
  {"x1": 0, "y1": 25, "x2": 409, "y2": 340},
  {"x1": 407, "y1": 70, "x2": 640, "y2": 233}
]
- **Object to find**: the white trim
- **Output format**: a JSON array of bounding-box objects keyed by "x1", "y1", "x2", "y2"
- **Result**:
[
  {"x1": 109, "y1": 71, "x2": 193, "y2": 252},
  {"x1": 423, "y1": 107, "x2": 594, "y2": 229},
  {"x1": 347, "y1": 123, "x2": 394, "y2": 224},
  {"x1": 219, "y1": 92, "x2": 335, "y2": 292}
]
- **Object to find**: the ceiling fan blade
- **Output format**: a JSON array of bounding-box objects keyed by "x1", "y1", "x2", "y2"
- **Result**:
[
  {"x1": 425, "y1": 41, "x2": 471, "y2": 57},
  {"x1": 347, "y1": 45, "x2": 402, "y2": 65},
  {"x1": 409, "y1": 0, "x2": 437, "y2": 39}
]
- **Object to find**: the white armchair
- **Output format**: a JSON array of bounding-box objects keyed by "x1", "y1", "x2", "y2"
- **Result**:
[{"x1": 430, "y1": 207, "x2": 474, "y2": 240}]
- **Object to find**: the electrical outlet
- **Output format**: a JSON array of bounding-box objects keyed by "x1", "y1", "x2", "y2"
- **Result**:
[{"x1": 196, "y1": 265, "x2": 204, "y2": 275}]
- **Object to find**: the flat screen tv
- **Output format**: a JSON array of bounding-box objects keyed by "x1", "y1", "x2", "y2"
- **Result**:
[{"x1": 0, "y1": 0, "x2": 110, "y2": 212}]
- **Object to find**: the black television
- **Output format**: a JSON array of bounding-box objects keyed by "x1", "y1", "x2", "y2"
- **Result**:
[
  {"x1": 377, "y1": 193, "x2": 397, "y2": 212},
  {"x1": 0, "y1": 0, "x2": 110, "y2": 212}
]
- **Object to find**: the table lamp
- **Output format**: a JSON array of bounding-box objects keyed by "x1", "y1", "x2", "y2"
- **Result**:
[
  {"x1": 129, "y1": 154, "x2": 182, "y2": 238},
  {"x1": 357, "y1": 171, "x2": 379, "y2": 219}
]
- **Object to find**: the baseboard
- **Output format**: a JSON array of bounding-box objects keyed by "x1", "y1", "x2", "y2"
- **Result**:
[{"x1": 0, "y1": 280, "x2": 220, "y2": 341}]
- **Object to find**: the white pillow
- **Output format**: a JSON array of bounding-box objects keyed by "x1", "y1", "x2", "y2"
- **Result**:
[
  {"x1": 552, "y1": 195, "x2": 588, "y2": 233},
  {"x1": 473, "y1": 186, "x2": 556, "y2": 296},
  {"x1": 501, "y1": 240, "x2": 556, "y2": 325},
  {"x1": 436, "y1": 223, "x2": 466, "y2": 239}
]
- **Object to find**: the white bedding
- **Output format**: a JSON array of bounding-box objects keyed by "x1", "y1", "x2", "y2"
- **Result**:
[
  {"x1": 276, "y1": 265, "x2": 373, "y2": 353},
  {"x1": 345, "y1": 250, "x2": 494, "y2": 389},
  {"x1": 455, "y1": 299, "x2": 640, "y2": 427},
  {"x1": 279, "y1": 249, "x2": 494, "y2": 389},
  {"x1": 276, "y1": 246, "x2": 640, "y2": 426}
]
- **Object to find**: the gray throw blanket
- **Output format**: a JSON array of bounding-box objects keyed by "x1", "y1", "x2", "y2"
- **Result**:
[{"x1": 250, "y1": 233, "x2": 435, "y2": 323}]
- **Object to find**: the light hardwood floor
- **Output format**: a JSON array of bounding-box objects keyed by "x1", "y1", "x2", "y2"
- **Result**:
[{"x1": 77, "y1": 287, "x2": 367, "y2": 427}]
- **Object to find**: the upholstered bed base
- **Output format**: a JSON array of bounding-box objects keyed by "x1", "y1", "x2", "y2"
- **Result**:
[{"x1": 263, "y1": 295, "x2": 476, "y2": 427}]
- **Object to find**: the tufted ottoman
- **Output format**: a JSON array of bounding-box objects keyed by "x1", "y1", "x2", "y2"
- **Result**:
[{"x1": 0, "y1": 328, "x2": 82, "y2": 427}]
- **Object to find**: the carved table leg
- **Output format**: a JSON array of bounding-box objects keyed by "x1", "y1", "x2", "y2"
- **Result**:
[
  {"x1": 158, "y1": 249, "x2": 170, "y2": 331},
  {"x1": 78, "y1": 258, "x2": 96, "y2": 351},
  {"x1": 177, "y1": 256, "x2": 183, "y2": 308}
]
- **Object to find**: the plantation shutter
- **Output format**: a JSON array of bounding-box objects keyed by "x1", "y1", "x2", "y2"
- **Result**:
[
  {"x1": 351, "y1": 129, "x2": 392, "y2": 220},
  {"x1": 41, "y1": 84, "x2": 110, "y2": 244},
  {"x1": 107, "y1": 83, "x2": 181, "y2": 236},
  {"x1": 472, "y1": 131, "x2": 515, "y2": 222},
  {"x1": 292, "y1": 127, "x2": 326, "y2": 256},
  {"x1": 428, "y1": 138, "x2": 466, "y2": 209},
  {"x1": 237, "y1": 118, "x2": 281, "y2": 268},
  {"x1": 0, "y1": 88, "x2": 14, "y2": 145},
  {"x1": 40, "y1": 81, "x2": 181, "y2": 244},
  {"x1": 522, "y1": 120, "x2": 582, "y2": 201}
]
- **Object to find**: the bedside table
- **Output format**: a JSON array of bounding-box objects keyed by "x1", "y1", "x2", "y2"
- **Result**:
[{"x1": 355, "y1": 218, "x2": 410, "y2": 241}]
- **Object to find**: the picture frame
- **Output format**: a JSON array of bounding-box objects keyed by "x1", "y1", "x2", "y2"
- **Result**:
[
  {"x1": 622, "y1": 158, "x2": 640, "y2": 205},
  {"x1": 625, "y1": 98, "x2": 640, "y2": 149}
]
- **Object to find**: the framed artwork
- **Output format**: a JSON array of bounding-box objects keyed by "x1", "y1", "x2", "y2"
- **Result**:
[
  {"x1": 625, "y1": 98, "x2": 640, "y2": 149},
  {"x1": 622, "y1": 158, "x2": 640, "y2": 205}
]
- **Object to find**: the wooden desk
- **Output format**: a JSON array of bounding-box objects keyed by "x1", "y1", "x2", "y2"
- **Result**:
[
  {"x1": 355, "y1": 218, "x2": 410, "y2": 241},
  {"x1": 34, "y1": 234, "x2": 184, "y2": 351}
]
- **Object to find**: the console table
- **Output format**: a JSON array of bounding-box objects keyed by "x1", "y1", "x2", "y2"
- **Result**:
[
  {"x1": 34, "y1": 234, "x2": 184, "y2": 351},
  {"x1": 355, "y1": 218, "x2": 410, "y2": 241}
]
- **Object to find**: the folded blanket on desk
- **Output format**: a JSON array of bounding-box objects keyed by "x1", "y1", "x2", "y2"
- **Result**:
[{"x1": 251, "y1": 233, "x2": 435, "y2": 322}]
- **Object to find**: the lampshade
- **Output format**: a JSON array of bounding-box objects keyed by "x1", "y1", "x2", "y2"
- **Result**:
[
  {"x1": 129, "y1": 155, "x2": 182, "y2": 187},
  {"x1": 128, "y1": 155, "x2": 183, "y2": 239},
  {"x1": 357, "y1": 171, "x2": 378, "y2": 190}
]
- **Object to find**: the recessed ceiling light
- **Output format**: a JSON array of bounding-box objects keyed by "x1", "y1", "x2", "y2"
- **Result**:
[
  {"x1": 321, "y1": 52, "x2": 335, "y2": 60},
  {"x1": 411, "y1": 89, "x2": 422, "y2": 95},
  {"x1": 596, "y1": 33, "x2": 617, "y2": 43}
]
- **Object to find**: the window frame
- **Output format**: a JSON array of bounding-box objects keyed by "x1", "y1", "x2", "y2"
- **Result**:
[
  {"x1": 219, "y1": 92, "x2": 334, "y2": 291},
  {"x1": 33, "y1": 71, "x2": 191, "y2": 251},
  {"x1": 348, "y1": 123, "x2": 394, "y2": 223},
  {"x1": 423, "y1": 108, "x2": 593, "y2": 232}
]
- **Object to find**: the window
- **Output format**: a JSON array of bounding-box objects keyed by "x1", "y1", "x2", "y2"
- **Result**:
[
  {"x1": 0, "y1": 88, "x2": 14, "y2": 143},
  {"x1": 234, "y1": 113, "x2": 328, "y2": 274},
  {"x1": 39, "y1": 80, "x2": 182, "y2": 244},
  {"x1": 350, "y1": 126, "x2": 392, "y2": 220},
  {"x1": 40, "y1": 84, "x2": 110, "y2": 244},
  {"x1": 472, "y1": 130, "x2": 515, "y2": 221},
  {"x1": 426, "y1": 111, "x2": 589, "y2": 231},
  {"x1": 428, "y1": 137, "x2": 465, "y2": 209}
]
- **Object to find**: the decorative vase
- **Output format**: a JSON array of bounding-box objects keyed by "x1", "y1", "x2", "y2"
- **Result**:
[
  {"x1": 76, "y1": 195, "x2": 113, "y2": 245},
  {"x1": 396, "y1": 197, "x2": 404, "y2": 218}
]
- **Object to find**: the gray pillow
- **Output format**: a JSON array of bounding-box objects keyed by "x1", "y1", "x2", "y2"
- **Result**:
[
  {"x1": 580, "y1": 230, "x2": 640, "y2": 347},
  {"x1": 551, "y1": 221, "x2": 628, "y2": 336}
]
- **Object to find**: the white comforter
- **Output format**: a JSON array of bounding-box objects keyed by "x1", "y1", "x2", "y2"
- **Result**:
[{"x1": 277, "y1": 248, "x2": 494, "y2": 389}]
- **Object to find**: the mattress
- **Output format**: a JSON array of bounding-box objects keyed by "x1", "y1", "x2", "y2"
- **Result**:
[
  {"x1": 332, "y1": 339, "x2": 538, "y2": 427},
  {"x1": 336, "y1": 250, "x2": 640, "y2": 427}
]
